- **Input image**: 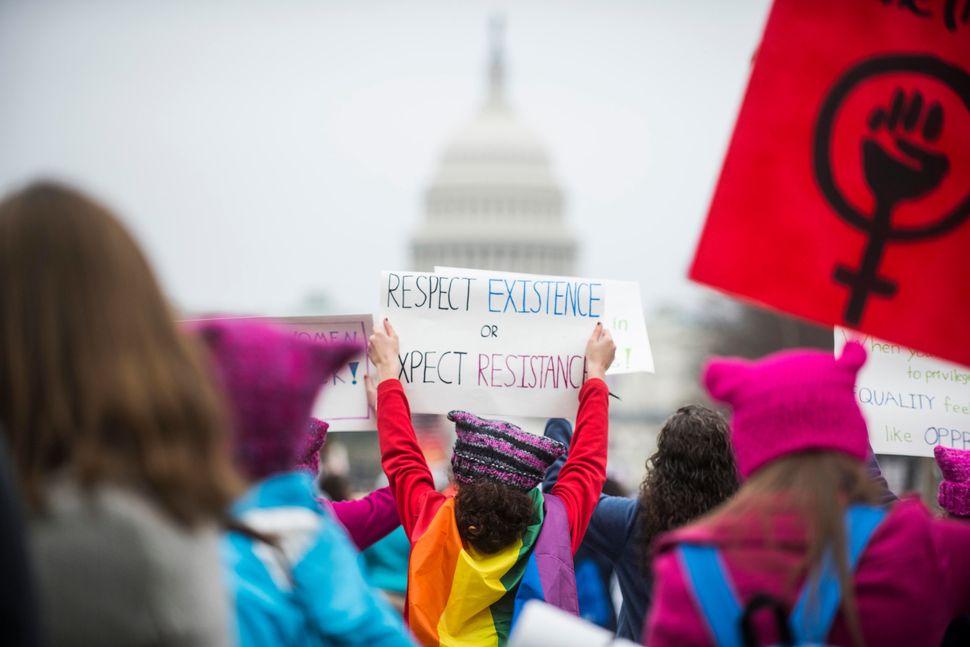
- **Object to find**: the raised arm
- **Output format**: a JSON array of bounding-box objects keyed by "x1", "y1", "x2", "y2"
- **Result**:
[
  {"x1": 551, "y1": 323, "x2": 616, "y2": 553},
  {"x1": 369, "y1": 320, "x2": 443, "y2": 540}
]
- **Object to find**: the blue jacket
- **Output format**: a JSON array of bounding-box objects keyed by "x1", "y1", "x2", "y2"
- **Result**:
[
  {"x1": 582, "y1": 495, "x2": 648, "y2": 642},
  {"x1": 223, "y1": 472, "x2": 414, "y2": 647}
]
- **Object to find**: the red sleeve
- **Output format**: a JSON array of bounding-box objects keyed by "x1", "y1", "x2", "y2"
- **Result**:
[
  {"x1": 376, "y1": 379, "x2": 444, "y2": 541},
  {"x1": 551, "y1": 377, "x2": 609, "y2": 553}
]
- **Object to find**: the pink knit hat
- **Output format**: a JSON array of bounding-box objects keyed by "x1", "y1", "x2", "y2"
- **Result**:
[
  {"x1": 192, "y1": 319, "x2": 361, "y2": 481},
  {"x1": 934, "y1": 445, "x2": 970, "y2": 517},
  {"x1": 703, "y1": 341, "x2": 869, "y2": 479}
]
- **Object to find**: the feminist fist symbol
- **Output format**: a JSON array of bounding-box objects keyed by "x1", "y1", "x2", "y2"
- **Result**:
[
  {"x1": 862, "y1": 89, "x2": 949, "y2": 207},
  {"x1": 814, "y1": 56, "x2": 970, "y2": 326}
]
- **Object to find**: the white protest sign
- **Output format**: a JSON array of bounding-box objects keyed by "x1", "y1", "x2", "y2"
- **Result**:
[
  {"x1": 437, "y1": 267, "x2": 653, "y2": 375},
  {"x1": 379, "y1": 269, "x2": 605, "y2": 418},
  {"x1": 187, "y1": 315, "x2": 375, "y2": 432},
  {"x1": 836, "y1": 328, "x2": 970, "y2": 457}
]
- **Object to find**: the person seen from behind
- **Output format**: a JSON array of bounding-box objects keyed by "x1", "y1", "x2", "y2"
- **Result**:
[
  {"x1": 933, "y1": 445, "x2": 970, "y2": 647},
  {"x1": 646, "y1": 341, "x2": 970, "y2": 647},
  {"x1": 193, "y1": 319, "x2": 413, "y2": 647},
  {"x1": 369, "y1": 319, "x2": 616, "y2": 646},
  {"x1": 0, "y1": 182, "x2": 241, "y2": 646},
  {"x1": 544, "y1": 404, "x2": 739, "y2": 643}
]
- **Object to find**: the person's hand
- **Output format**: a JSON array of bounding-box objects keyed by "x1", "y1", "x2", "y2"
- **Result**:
[
  {"x1": 584, "y1": 322, "x2": 615, "y2": 381},
  {"x1": 364, "y1": 374, "x2": 378, "y2": 413},
  {"x1": 368, "y1": 318, "x2": 400, "y2": 383}
]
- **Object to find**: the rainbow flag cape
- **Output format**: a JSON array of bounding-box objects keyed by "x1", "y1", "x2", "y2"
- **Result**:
[{"x1": 407, "y1": 489, "x2": 577, "y2": 647}]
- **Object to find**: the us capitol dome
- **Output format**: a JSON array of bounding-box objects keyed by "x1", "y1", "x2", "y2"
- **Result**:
[{"x1": 410, "y1": 20, "x2": 577, "y2": 276}]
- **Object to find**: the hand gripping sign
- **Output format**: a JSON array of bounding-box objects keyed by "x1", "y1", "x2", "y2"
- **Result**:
[{"x1": 690, "y1": 0, "x2": 970, "y2": 367}]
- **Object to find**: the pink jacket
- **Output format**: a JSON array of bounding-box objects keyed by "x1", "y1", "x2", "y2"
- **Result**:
[
  {"x1": 321, "y1": 486, "x2": 400, "y2": 551},
  {"x1": 646, "y1": 497, "x2": 970, "y2": 646}
]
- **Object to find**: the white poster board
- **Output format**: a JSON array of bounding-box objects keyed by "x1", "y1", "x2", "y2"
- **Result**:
[
  {"x1": 836, "y1": 328, "x2": 970, "y2": 457},
  {"x1": 436, "y1": 267, "x2": 653, "y2": 375},
  {"x1": 188, "y1": 315, "x2": 375, "y2": 432},
  {"x1": 379, "y1": 269, "x2": 606, "y2": 418}
]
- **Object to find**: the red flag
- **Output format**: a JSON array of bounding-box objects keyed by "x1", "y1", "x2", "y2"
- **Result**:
[{"x1": 690, "y1": 0, "x2": 970, "y2": 367}]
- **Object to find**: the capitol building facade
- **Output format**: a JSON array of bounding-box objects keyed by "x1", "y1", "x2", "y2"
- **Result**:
[{"x1": 410, "y1": 24, "x2": 577, "y2": 276}]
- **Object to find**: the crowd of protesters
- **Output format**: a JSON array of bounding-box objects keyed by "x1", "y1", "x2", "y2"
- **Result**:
[{"x1": 3, "y1": 181, "x2": 970, "y2": 647}]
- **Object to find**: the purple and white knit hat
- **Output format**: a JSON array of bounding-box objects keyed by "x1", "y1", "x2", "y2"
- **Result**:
[{"x1": 448, "y1": 410, "x2": 566, "y2": 491}]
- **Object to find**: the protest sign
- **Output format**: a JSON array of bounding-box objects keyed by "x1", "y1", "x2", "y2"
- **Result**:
[
  {"x1": 436, "y1": 266, "x2": 653, "y2": 375},
  {"x1": 379, "y1": 269, "x2": 606, "y2": 418},
  {"x1": 187, "y1": 315, "x2": 374, "y2": 432},
  {"x1": 837, "y1": 328, "x2": 970, "y2": 457},
  {"x1": 276, "y1": 315, "x2": 374, "y2": 431},
  {"x1": 690, "y1": 0, "x2": 970, "y2": 368}
]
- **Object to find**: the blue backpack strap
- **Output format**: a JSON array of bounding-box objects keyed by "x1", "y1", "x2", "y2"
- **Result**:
[
  {"x1": 789, "y1": 505, "x2": 887, "y2": 644},
  {"x1": 678, "y1": 545, "x2": 744, "y2": 647}
]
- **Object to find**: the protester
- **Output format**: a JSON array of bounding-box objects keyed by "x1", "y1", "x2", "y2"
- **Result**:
[
  {"x1": 369, "y1": 318, "x2": 615, "y2": 645},
  {"x1": 194, "y1": 319, "x2": 413, "y2": 646},
  {"x1": 934, "y1": 445, "x2": 970, "y2": 647},
  {"x1": 0, "y1": 181, "x2": 241, "y2": 646},
  {"x1": 545, "y1": 405, "x2": 739, "y2": 642},
  {"x1": 646, "y1": 342, "x2": 970, "y2": 647},
  {"x1": 296, "y1": 417, "x2": 401, "y2": 550}
]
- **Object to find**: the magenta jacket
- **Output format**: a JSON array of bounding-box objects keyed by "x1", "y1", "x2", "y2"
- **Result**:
[
  {"x1": 645, "y1": 496, "x2": 970, "y2": 646},
  {"x1": 321, "y1": 487, "x2": 400, "y2": 551}
]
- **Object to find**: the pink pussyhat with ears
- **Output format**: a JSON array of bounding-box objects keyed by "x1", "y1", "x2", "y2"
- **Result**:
[
  {"x1": 191, "y1": 319, "x2": 362, "y2": 481},
  {"x1": 295, "y1": 417, "x2": 329, "y2": 475},
  {"x1": 934, "y1": 445, "x2": 970, "y2": 517},
  {"x1": 703, "y1": 341, "x2": 870, "y2": 479}
]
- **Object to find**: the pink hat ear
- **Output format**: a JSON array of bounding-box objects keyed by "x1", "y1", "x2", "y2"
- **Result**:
[
  {"x1": 837, "y1": 341, "x2": 867, "y2": 372},
  {"x1": 703, "y1": 358, "x2": 751, "y2": 404},
  {"x1": 307, "y1": 342, "x2": 364, "y2": 385},
  {"x1": 935, "y1": 445, "x2": 970, "y2": 482}
]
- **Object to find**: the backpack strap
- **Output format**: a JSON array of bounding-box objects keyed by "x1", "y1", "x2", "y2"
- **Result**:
[
  {"x1": 678, "y1": 544, "x2": 744, "y2": 647},
  {"x1": 789, "y1": 505, "x2": 887, "y2": 644}
]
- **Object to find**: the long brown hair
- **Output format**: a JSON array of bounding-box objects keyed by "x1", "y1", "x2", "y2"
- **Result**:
[
  {"x1": 703, "y1": 452, "x2": 882, "y2": 647},
  {"x1": 0, "y1": 181, "x2": 243, "y2": 526}
]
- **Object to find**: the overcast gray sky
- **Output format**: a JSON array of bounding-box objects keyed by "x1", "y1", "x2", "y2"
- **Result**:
[{"x1": 0, "y1": 0, "x2": 771, "y2": 316}]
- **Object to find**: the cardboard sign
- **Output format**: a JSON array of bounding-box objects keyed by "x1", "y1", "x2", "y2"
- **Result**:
[
  {"x1": 188, "y1": 315, "x2": 375, "y2": 432},
  {"x1": 436, "y1": 266, "x2": 654, "y2": 375},
  {"x1": 379, "y1": 269, "x2": 606, "y2": 418},
  {"x1": 837, "y1": 328, "x2": 970, "y2": 457},
  {"x1": 690, "y1": 0, "x2": 970, "y2": 368}
]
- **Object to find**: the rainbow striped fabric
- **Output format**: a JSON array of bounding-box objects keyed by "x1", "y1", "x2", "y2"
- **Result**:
[{"x1": 407, "y1": 489, "x2": 545, "y2": 646}]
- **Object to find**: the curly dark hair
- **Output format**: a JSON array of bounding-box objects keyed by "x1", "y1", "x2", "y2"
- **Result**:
[
  {"x1": 455, "y1": 480, "x2": 536, "y2": 554},
  {"x1": 637, "y1": 405, "x2": 739, "y2": 565}
]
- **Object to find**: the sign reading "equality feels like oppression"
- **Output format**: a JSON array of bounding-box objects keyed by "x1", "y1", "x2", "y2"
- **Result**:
[{"x1": 379, "y1": 269, "x2": 609, "y2": 418}]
